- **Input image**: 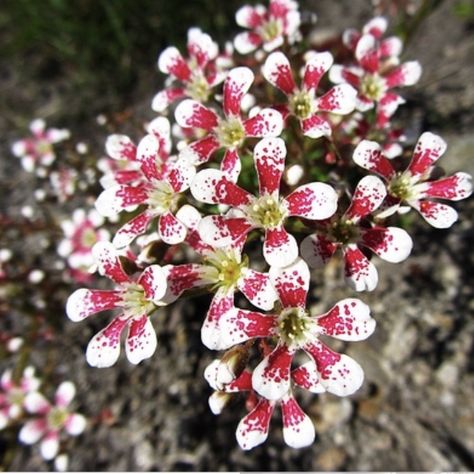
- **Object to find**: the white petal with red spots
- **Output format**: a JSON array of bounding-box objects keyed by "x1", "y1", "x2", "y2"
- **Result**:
[
  {"x1": 300, "y1": 233, "x2": 338, "y2": 267},
  {"x1": 281, "y1": 394, "x2": 315, "y2": 448},
  {"x1": 238, "y1": 268, "x2": 278, "y2": 310},
  {"x1": 343, "y1": 244, "x2": 379, "y2": 292},
  {"x1": 285, "y1": 182, "x2": 338, "y2": 220},
  {"x1": 92, "y1": 241, "x2": 130, "y2": 284},
  {"x1": 175, "y1": 99, "x2": 218, "y2": 131},
  {"x1": 269, "y1": 258, "x2": 309, "y2": 308},
  {"x1": 236, "y1": 399, "x2": 273, "y2": 450},
  {"x1": 264, "y1": 226, "x2": 299, "y2": 268},
  {"x1": 254, "y1": 137, "x2": 286, "y2": 195},
  {"x1": 412, "y1": 200, "x2": 459, "y2": 229},
  {"x1": 125, "y1": 316, "x2": 157, "y2": 365},
  {"x1": 66, "y1": 289, "x2": 123, "y2": 322},
  {"x1": 361, "y1": 226, "x2": 413, "y2": 263},
  {"x1": 262, "y1": 52, "x2": 296, "y2": 96}
]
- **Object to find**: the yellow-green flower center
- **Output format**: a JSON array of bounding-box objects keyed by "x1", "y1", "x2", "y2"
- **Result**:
[
  {"x1": 205, "y1": 249, "x2": 248, "y2": 291},
  {"x1": 289, "y1": 91, "x2": 314, "y2": 119},
  {"x1": 36, "y1": 140, "x2": 53, "y2": 156},
  {"x1": 81, "y1": 227, "x2": 97, "y2": 248},
  {"x1": 47, "y1": 407, "x2": 68, "y2": 430},
  {"x1": 388, "y1": 172, "x2": 417, "y2": 201},
  {"x1": 259, "y1": 19, "x2": 282, "y2": 42},
  {"x1": 360, "y1": 74, "x2": 386, "y2": 101},
  {"x1": 329, "y1": 219, "x2": 360, "y2": 245},
  {"x1": 186, "y1": 72, "x2": 211, "y2": 102},
  {"x1": 122, "y1": 283, "x2": 155, "y2": 317},
  {"x1": 246, "y1": 195, "x2": 286, "y2": 229},
  {"x1": 278, "y1": 307, "x2": 315, "y2": 348},
  {"x1": 146, "y1": 181, "x2": 175, "y2": 214},
  {"x1": 7, "y1": 388, "x2": 25, "y2": 407},
  {"x1": 215, "y1": 117, "x2": 246, "y2": 148}
]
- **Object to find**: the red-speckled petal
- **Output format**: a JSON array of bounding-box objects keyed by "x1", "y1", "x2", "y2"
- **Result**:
[
  {"x1": 355, "y1": 34, "x2": 379, "y2": 73},
  {"x1": 315, "y1": 298, "x2": 375, "y2": 341},
  {"x1": 353, "y1": 140, "x2": 395, "y2": 179},
  {"x1": 95, "y1": 184, "x2": 148, "y2": 217},
  {"x1": 304, "y1": 340, "x2": 364, "y2": 396},
  {"x1": 125, "y1": 315, "x2": 157, "y2": 365},
  {"x1": 412, "y1": 200, "x2": 459, "y2": 229},
  {"x1": 191, "y1": 168, "x2": 252, "y2": 205},
  {"x1": 416, "y1": 172, "x2": 472, "y2": 201},
  {"x1": 384, "y1": 61, "x2": 422, "y2": 88},
  {"x1": 175, "y1": 99, "x2": 219, "y2": 131},
  {"x1": 291, "y1": 361, "x2": 326, "y2": 393},
  {"x1": 300, "y1": 233, "x2": 338, "y2": 268},
  {"x1": 198, "y1": 215, "x2": 252, "y2": 248},
  {"x1": 158, "y1": 47, "x2": 191, "y2": 81},
  {"x1": 362, "y1": 16, "x2": 387, "y2": 38},
  {"x1": 180, "y1": 135, "x2": 220, "y2": 165},
  {"x1": 281, "y1": 394, "x2": 315, "y2": 448},
  {"x1": 201, "y1": 288, "x2": 235, "y2": 350},
  {"x1": 105, "y1": 134, "x2": 136, "y2": 161},
  {"x1": 303, "y1": 51, "x2": 333, "y2": 92},
  {"x1": 66, "y1": 289, "x2": 123, "y2": 322},
  {"x1": 269, "y1": 257, "x2": 309, "y2": 307},
  {"x1": 301, "y1": 114, "x2": 332, "y2": 139},
  {"x1": 262, "y1": 51, "x2": 297, "y2": 96},
  {"x1": 219, "y1": 307, "x2": 277, "y2": 349},
  {"x1": 136, "y1": 134, "x2": 161, "y2": 181},
  {"x1": 234, "y1": 31, "x2": 262, "y2": 55},
  {"x1": 160, "y1": 264, "x2": 210, "y2": 304},
  {"x1": 236, "y1": 398, "x2": 274, "y2": 450},
  {"x1": 243, "y1": 108, "x2": 283, "y2": 138},
  {"x1": 86, "y1": 316, "x2": 128, "y2": 368},
  {"x1": 92, "y1": 241, "x2": 130, "y2": 284},
  {"x1": 264, "y1": 226, "x2": 299, "y2": 268},
  {"x1": 113, "y1": 211, "x2": 154, "y2": 249},
  {"x1": 344, "y1": 175, "x2": 387, "y2": 222},
  {"x1": 285, "y1": 182, "x2": 338, "y2": 220},
  {"x1": 137, "y1": 265, "x2": 167, "y2": 304},
  {"x1": 407, "y1": 133, "x2": 448, "y2": 179},
  {"x1": 235, "y1": 4, "x2": 265, "y2": 29},
  {"x1": 224, "y1": 67, "x2": 254, "y2": 117},
  {"x1": 252, "y1": 343, "x2": 294, "y2": 400},
  {"x1": 158, "y1": 212, "x2": 187, "y2": 245},
  {"x1": 238, "y1": 269, "x2": 278, "y2": 310},
  {"x1": 151, "y1": 87, "x2": 186, "y2": 113},
  {"x1": 220, "y1": 148, "x2": 241, "y2": 182},
  {"x1": 316, "y1": 84, "x2": 357, "y2": 114},
  {"x1": 361, "y1": 226, "x2": 413, "y2": 263},
  {"x1": 166, "y1": 158, "x2": 196, "y2": 193},
  {"x1": 254, "y1": 137, "x2": 286, "y2": 195},
  {"x1": 343, "y1": 244, "x2": 378, "y2": 292}
]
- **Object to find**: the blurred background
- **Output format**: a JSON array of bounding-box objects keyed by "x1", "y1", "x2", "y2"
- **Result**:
[{"x1": 1, "y1": 0, "x2": 473, "y2": 470}]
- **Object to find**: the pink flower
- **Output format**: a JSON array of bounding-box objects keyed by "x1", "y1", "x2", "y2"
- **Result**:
[
  {"x1": 159, "y1": 205, "x2": 277, "y2": 349},
  {"x1": 19, "y1": 381, "x2": 86, "y2": 461},
  {"x1": 234, "y1": 0, "x2": 301, "y2": 54},
  {"x1": 98, "y1": 117, "x2": 172, "y2": 189},
  {"x1": 95, "y1": 132, "x2": 195, "y2": 248},
  {"x1": 175, "y1": 66, "x2": 283, "y2": 181},
  {"x1": 0, "y1": 367, "x2": 40, "y2": 429},
  {"x1": 301, "y1": 176, "x2": 413, "y2": 292},
  {"x1": 191, "y1": 137, "x2": 338, "y2": 267},
  {"x1": 49, "y1": 167, "x2": 78, "y2": 202},
  {"x1": 353, "y1": 132, "x2": 473, "y2": 228},
  {"x1": 205, "y1": 361, "x2": 321, "y2": 450},
  {"x1": 262, "y1": 51, "x2": 357, "y2": 138},
  {"x1": 66, "y1": 242, "x2": 167, "y2": 367},
  {"x1": 330, "y1": 30, "x2": 421, "y2": 128},
  {"x1": 218, "y1": 258, "x2": 375, "y2": 401},
  {"x1": 58, "y1": 209, "x2": 110, "y2": 272},
  {"x1": 152, "y1": 28, "x2": 225, "y2": 112},
  {"x1": 11, "y1": 119, "x2": 70, "y2": 174}
]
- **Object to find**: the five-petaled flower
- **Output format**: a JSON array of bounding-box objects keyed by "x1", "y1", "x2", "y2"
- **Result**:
[
  {"x1": 11, "y1": 119, "x2": 70, "y2": 174},
  {"x1": 0, "y1": 367, "x2": 40, "y2": 429},
  {"x1": 262, "y1": 51, "x2": 357, "y2": 138},
  {"x1": 233, "y1": 0, "x2": 301, "y2": 54},
  {"x1": 301, "y1": 175, "x2": 413, "y2": 291},
  {"x1": 19, "y1": 381, "x2": 86, "y2": 461},
  {"x1": 160, "y1": 205, "x2": 278, "y2": 349},
  {"x1": 191, "y1": 137, "x2": 338, "y2": 267},
  {"x1": 330, "y1": 29, "x2": 421, "y2": 128},
  {"x1": 152, "y1": 28, "x2": 226, "y2": 112},
  {"x1": 218, "y1": 258, "x2": 376, "y2": 401},
  {"x1": 353, "y1": 132, "x2": 473, "y2": 228},
  {"x1": 205, "y1": 359, "x2": 324, "y2": 450},
  {"x1": 66, "y1": 242, "x2": 167, "y2": 367},
  {"x1": 95, "y1": 131, "x2": 195, "y2": 248},
  {"x1": 175, "y1": 66, "x2": 283, "y2": 181}
]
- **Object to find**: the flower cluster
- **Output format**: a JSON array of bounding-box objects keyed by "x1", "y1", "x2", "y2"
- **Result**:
[{"x1": 64, "y1": 0, "x2": 472, "y2": 451}]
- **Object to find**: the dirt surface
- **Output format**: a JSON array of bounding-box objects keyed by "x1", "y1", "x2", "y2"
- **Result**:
[{"x1": 1, "y1": 1, "x2": 474, "y2": 471}]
